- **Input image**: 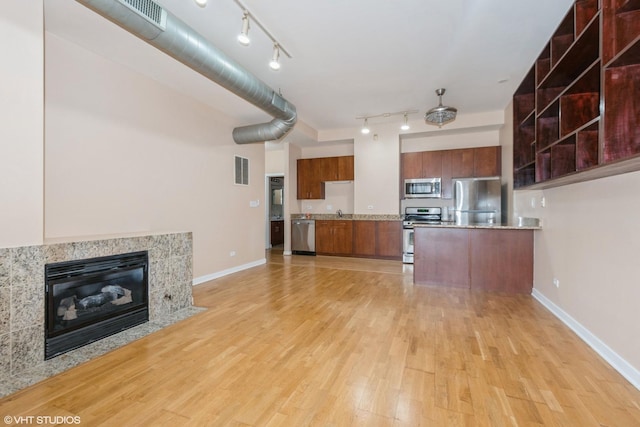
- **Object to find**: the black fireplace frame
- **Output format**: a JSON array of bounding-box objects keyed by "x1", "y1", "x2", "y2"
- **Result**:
[{"x1": 44, "y1": 251, "x2": 149, "y2": 359}]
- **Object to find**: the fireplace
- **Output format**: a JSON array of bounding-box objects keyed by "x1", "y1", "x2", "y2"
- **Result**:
[{"x1": 44, "y1": 251, "x2": 149, "y2": 359}]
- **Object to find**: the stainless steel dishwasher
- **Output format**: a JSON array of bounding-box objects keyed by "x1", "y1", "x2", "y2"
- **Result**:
[{"x1": 291, "y1": 219, "x2": 316, "y2": 255}]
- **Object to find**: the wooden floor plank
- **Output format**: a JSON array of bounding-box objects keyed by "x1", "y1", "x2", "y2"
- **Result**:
[{"x1": 0, "y1": 251, "x2": 639, "y2": 426}]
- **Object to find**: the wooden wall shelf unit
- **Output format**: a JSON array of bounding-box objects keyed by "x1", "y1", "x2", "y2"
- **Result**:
[{"x1": 513, "y1": 0, "x2": 640, "y2": 190}]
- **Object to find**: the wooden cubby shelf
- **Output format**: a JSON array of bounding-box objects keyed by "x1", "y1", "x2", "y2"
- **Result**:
[{"x1": 513, "y1": 0, "x2": 640, "y2": 189}]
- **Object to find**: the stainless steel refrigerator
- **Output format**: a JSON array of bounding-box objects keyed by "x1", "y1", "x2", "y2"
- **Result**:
[{"x1": 453, "y1": 177, "x2": 502, "y2": 225}]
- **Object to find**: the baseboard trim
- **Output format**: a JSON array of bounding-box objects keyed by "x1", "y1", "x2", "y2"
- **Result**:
[
  {"x1": 192, "y1": 258, "x2": 266, "y2": 286},
  {"x1": 532, "y1": 288, "x2": 640, "y2": 390}
]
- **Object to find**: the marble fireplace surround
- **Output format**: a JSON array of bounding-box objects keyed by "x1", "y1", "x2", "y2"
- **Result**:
[{"x1": 0, "y1": 232, "x2": 203, "y2": 397}]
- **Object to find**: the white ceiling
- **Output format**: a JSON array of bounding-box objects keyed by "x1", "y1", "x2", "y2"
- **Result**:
[{"x1": 44, "y1": 0, "x2": 575, "y2": 139}]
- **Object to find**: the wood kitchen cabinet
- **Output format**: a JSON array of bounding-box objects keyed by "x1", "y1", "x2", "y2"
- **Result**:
[
  {"x1": 401, "y1": 151, "x2": 442, "y2": 180},
  {"x1": 315, "y1": 220, "x2": 353, "y2": 255},
  {"x1": 297, "y1": 156, "x2": 354, "y2": 199},
  {"x1": 401, "y1": 152, "x2": 423, "y2": 180},
  {"x1": 450, "y1": 148, "x2": 475, "y2": 178},
  {"x1": 474, "y1": 146, "x2": 502, "y2": 177},
  {"x1": 352, "y1": 221, "x2": 377, "y2": 256},
  {"x1": 375, "y1": 221, "x2": 402, "y2": 259},
  {"x1": 297, "y1": 158, "x2": 324, "y2": 199},
  {"x1": 270, "y1": 220, "x2": 284, "y2": 246},
  {"x1": 352, "y1": 220, "x2": 402, "y2": 260},
  {"x1": 402, "y1": 146, "x2": 502, "y2": 199}
]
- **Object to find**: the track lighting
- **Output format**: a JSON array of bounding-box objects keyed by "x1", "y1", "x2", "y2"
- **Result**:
[
  {"x1": 361, "y1": 119, "x2": 370, "y2": 134},
  {"x1": 237, "y1": 12, "x2": 250, "y2": 46},
  {"x1": 356, "y1": 110, "x2": 417, "y2": 135},
  {"x1": 401, "y1": 113, "x2": 410, "y2": 131},
  {"x1": 229, "y1": 0, "x2": 292, "y2": 71},
  {"x1": 269, "y1": 44, "x2": 281, "y2": 71},
  {"x1": 194, "y1": 0, "x2": 207, "y2": 7}
]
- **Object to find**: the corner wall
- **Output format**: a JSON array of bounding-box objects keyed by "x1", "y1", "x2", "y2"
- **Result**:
[
  {"x1": 504, "y1": 103, "x2": 640, "y2": 388},
  {"x1": 0, "y1": 2, "x2": 44, "y2": 247},
  {"x1": 44, "y1": 33, "x2": 266, "y2": 279}
]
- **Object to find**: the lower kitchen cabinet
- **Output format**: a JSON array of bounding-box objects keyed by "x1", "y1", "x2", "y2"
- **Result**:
[
  {"x1": 315, "y1": 220, "x2": 353, "y2": 255},
  {"x1": 352, "y1": 220, "x2": 402, "y2": 260},
  {"x1": 317, "y1": 220, "x2": 402, "y2": 260},
  {"x1": 352, "y1": 221, "x2": 377, "y2": 256},
  {"x1": 414, "y1": 226, "x2": 534, "y2": 293},
  {"x1": 270, "y1": 220, "x2": 284, "y2": 246}
]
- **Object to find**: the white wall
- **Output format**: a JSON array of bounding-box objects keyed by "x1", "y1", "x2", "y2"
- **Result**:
[
  {"x1": 0, "y1": 2, "x2": 44, "y2": 247},
  {"x1": 354, "y1": 125, "x2": 401, "y2": 214},
  {"x1": 295, "y1": 142, "x2": 355, "y2": 215},
  {"x1": 507, "y1": 111, "x2": 640, "y2": 387},
  {"x1": 44, "y1": 33, "x2": 266, "y2": 279}
]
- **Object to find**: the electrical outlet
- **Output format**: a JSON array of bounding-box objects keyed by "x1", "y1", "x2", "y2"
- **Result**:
[
  {"x1": 367, "y1": 205, "x2": 374, "y2": 210},
  {"x1": 541, "y1": 197, "x2": 546, "y2": 208},
  {"x1": 530, "y1": 197, "x2": 536, "y2": 208},
  {"x1": 229, "y1": 251, "x2": 236, "y2": 257},
  {"x1": 553, "y1": 278, "x2": 560, "y2": 288},
  {"x1": 326, "y1": 205, "x2": 333, "y2": 210}
]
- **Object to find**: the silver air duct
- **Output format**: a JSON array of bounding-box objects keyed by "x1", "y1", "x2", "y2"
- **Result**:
[{"x1": 75, "y1": 0, "x2": 297, "y2": 144}]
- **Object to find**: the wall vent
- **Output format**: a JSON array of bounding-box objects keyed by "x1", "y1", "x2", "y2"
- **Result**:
[
  {"x1": 118, "y1": 0, "x2": 166, "y2": 29},
  {"x1": 235, "y1": 156, "x2": 249, "y2": 185}
]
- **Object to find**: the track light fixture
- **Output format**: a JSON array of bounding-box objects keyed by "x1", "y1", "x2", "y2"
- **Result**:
[
  {"x1": 356, "y1": 110, "x2": 417, "y2": 135},
  {"x1": 229, "y1": 0, "x2": 292, "y2": 71},
  {"x1": 361, "y1": 118, "x2": 370, "y2": 135},
  {"x1": 237, "y1": 12, "x2": 250, "y2": 46},
  {"x1": 401, "y1": 113, "x2": 410, "y2": 131},
  {"x1": 269, "y1": 44, "x2": 281, "y2": 70}
]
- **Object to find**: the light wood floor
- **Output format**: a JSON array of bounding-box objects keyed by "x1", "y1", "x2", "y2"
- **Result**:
[{"x1": 1, "y1": 251, "x2": 640, "y2": 426}]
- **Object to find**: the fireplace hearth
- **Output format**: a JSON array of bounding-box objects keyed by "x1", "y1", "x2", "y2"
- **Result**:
[{"x1": 45, "y1": 251, "x2": 149, "y2": 359}]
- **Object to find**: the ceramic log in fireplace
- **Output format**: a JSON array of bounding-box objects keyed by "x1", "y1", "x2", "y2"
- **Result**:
[{"x1": 45, "y1": 251, "x2": 149, "y2": 359}]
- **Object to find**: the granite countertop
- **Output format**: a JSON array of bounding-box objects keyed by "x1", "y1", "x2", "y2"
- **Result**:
[
  {"x1": 414, "y1": 222, "x2": 541, "y2": 230},
  {"x1": 294, "y1": 214, "x2": 403, "y2": 221}
]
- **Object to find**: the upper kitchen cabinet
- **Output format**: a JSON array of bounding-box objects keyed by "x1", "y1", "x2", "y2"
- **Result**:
[
  {"x1": 297, "y1": 156, "x2": 354, "y2": 199},
  {"x1": 402, "y1": 151, "x2": 443, "y2": 180},
  {"x1": 403, "y1": 146, "x2": 501, "y2": 199},
  {"x1": 336, "y1": 155, "x2": 355, "y2": 181},
  {"x1": 297, "y1": 158, "x2": 324, "y2": 199},
  {"x1": 473, "y1": 146, "x2": 502, "y2": 177},
  {"x1": 513, "y1": 0, "x2": 640, "y2": 189}
]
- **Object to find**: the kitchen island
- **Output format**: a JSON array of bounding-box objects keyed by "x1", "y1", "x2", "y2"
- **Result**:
[{"x1": 413, "y1": 223, "x2": 540, "y2": 293}]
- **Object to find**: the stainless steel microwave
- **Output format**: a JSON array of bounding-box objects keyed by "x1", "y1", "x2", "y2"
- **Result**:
[{"x1": 404, "y1": 177, "x2": 442, "y2": 198}]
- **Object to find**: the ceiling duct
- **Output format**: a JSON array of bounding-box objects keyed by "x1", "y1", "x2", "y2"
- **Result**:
[{"x1": 75, "y1": 0, "x2": 297, "y2": 144}]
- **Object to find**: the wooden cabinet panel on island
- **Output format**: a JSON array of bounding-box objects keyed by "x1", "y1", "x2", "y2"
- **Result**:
[
  {"x1": 414, "y1": 226, "x2": 534, "y2": 294},
  {"x1": 414, "y1": 228, "x2": 470, "y2": 288}
]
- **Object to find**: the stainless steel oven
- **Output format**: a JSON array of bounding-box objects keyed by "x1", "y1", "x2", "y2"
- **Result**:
[
  {"x1": 402, "y1": 207, "x2": 441, "y2": 264},
  {"x1": 402, "y1": 228, "x2": 415, "y2": 263}
]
